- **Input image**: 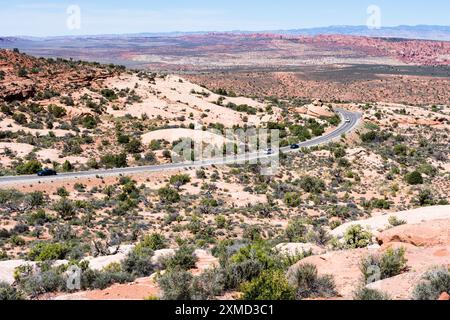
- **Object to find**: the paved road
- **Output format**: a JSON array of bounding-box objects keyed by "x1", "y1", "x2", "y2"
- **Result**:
[{"x1": 0, "y1": 108, "x2": 361, "y2": 186}]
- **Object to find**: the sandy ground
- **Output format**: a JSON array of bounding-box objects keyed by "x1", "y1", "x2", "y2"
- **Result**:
[
  {"x1": 293, "y1": 104, "x2": 334, "y2": 118},
  {"x1": 52, "y1": 276, "x2": 159, "y2": 300},
  {"x1": 0, "y1": 117, "x2": 74, "y2": 137},
  {"x1": 0, "y1": 142, "x2": 35, "y2": 156},
  {"x1": 104, "y1": 74, "x2": 281, "y2": 128},
  {"x1": 0, "y1": 143, "x2": 88, "y2": 166}
]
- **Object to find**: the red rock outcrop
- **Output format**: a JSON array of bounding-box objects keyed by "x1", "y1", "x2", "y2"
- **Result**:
[
  {"x1": 438, "y1": 292, "x2": 450, "y2": 300},
  {"x1": 0, "y1": 49, "x2": 121, "y2": 102},
  {"x1": 377, "y1": 219, "x2": 450, "y2": 247}
]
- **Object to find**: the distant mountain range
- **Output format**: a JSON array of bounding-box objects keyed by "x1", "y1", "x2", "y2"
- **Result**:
[
  {"x1": 271, "y1": 25, "x2": 450, "y2": 41},
  {"x1": 2, "y1": 25, "x2": 450, "y2": 41}
]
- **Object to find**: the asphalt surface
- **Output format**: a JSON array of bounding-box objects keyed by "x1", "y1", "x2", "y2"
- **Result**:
[{"x1": 0, "y1": 108, "x2": 361, "y2": 186}]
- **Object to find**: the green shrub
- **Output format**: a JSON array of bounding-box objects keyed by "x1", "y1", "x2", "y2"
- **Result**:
[
  {"x1": 309, "y1": 226, "x2": 332, "y2": 246},
  {"x1": 333, "y1": 147, "x2": 346, "y2": 159},
  {"x1": 0, "y1": 228, "x2": 11, "y2": 239},
  {"x1": 191, "y1": 269, "x2": 226, "y2": 300},
  {"x1": 343, "y1": 225, "x2": 372, "y2": 249},
  {"x1": 101, "y1": 88, "x2": 118, "y2": 101},
  {"x1": 9, "y1": 235, "x2": 25, "y2": 246},
  {"x1": 230, "y1": 242, "x2": 278, "y2": 270},
  {"x1": 158, "y1": 186, "x2": 180, "y2": 204},
  {"x1": 284, "y1": 192, "x2": 301, "y2": 207},
  {"x1": 60, "y1": 96, "x2": 75, "y2": 106},
  {"x1": 28, "y1": 242, "x2": 70, "y2": 261},
  {"x1": 0, "y1": 282, "x2": 24, "y2": 300},
  {"x1": 158, "y1": 269, "x2": 194, "y2": 300},
  {"x1": 1, "y1": 104, "x2": 12, "y2": 115},
  {"x1": 413, "y1": 267, "x2": 450, "y2": 300},
  {"x1": 81, "y1": 269, "x2": 133, "y2": 290},
  {"x1": 196, "y1": 169, "x2": 207, "y2": 179},
  {"x1": 243, "y1": 225, "x2": 262, "y2": 242},
  {"x1": 360, "y1": 131, "x2": 377, "y2": 143},
  {"x1": 81, "y1": 114, "x2": 98, "y2": 129},
  {"x1": 56, "y1": 187, "x2": 70, "y2": 197},
  {"x1": 214, "y1": 88, "x2": 236, "y2": 97},
  {"x1": 100, "y1": 153, "x2": 127, "y2": 168},
  {"x1": 0, "y1": 250, "x2": 8, "y2": 260},
  {"x1": 117, "y1": 133, "x2": 130, "y2": 144},
  {"x1": 417, "y1": 163, "x2": 437, "y2": 177},
  {"x1": 28, "y1": 209, "x2": 52, "y2": 226},
  {"x1": 164, "y1": 245, "x2": 197, "y2": 271},
  {"x1": 405, "y1": 171, "x2": 423, "y2": 185},
  {"x1": 12, "y1": 112, "x2": 27, "y2": 124},
  {"x1": 53, "y1": 198, "x2": 76, "y2": 220},
  {"x1": 136, "y1": 233, "x2": 166, "y2": 252},
  {"x1": 296, "y1": 176, "x2": 325, "y2": 194},
  {"x1": 371, "y1": 198, "x2": 390, "y2": 210},
  {"x1": 241, "y1": 270, "x2": 295, "y2": 300},
  {"x1": 215, "y1": 215, "x2": 227, "y2": 229},
  {"x1": 149, "y1": 140, "x2": 162, "y2": 151},
  {"x1": 121, "y1": 247, "x2": 154, "y2": 277},
  {"x1": 102, "y1": 262, "x2": 122, "y2": 273},
  {"x1": 62, "y1": 160, "x2": 73, "y2": 172},
  {"x1": 125, "y1": 138, "x2": 143, "y2": 154},
  {"x1": 287, "y1": 263, "x2": 337, "y2": 299},
  {"x1": 18, "y1": 68, "x2": 28, "y2": 77},
  {"x1": 388, "y1": 216, "x2": 406, "y2": 227},
  {"x1": 159, "y1": 267, "x2": 224, "y2": 301},
  {"x1": 16, "y1": 160, "x2": 42, "y2": 175},
  {"x1": 73, "y1": 183, "x2": 85, "y2": 192},
  {"x1": 360, "y1": 248, "x2": 407, "y2": 284},
  {"x1": 415, "y1": 189, "x2": 435, "y2": 206},
  {"x1": 143, "y1": 151, "x2": 157, "y2": 164},
  {"x1": 47, "y1": 104, "x2": 67, "y2": 118},
  {"x1": 17, "y1": 269, "x2": 65, "y2": 297},
  {"x1": 222, "y1": 260, "x2": 264, "y2": 290},
  {"x1": 353, "y1": 286, "x2": 390, "y2": 300},
  {"x1": 285, "y1": 218, "x2": 307, "y2": 242},
  {"x1": 27, "y1": 191, "x2": 44, "y2": 208},
  {"x1": 393, "y1": 144, "x2": 408, "y2": 156},
  {"x1": 290, "y1": 125, "x2": 311, "y2": 141},
  {"x1": 169, "y1": 174, "x2": 191, "y2": 188}
]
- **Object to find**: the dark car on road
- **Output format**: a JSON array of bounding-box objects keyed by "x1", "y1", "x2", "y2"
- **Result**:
[
  {"x1": 290, "y1": 144, "x2": 300, "y2": 150},
  {"x1": 37, "y1": 168, "x2": 57, "y2": 177}
]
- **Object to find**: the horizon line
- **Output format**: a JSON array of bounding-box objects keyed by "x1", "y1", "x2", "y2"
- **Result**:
[{"x1": 2, "y1": 24, "x2": 450, "y2": 39}]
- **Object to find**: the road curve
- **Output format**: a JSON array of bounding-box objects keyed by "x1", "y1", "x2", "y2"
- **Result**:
[{"x1": 0, "y1": 109, "x2": 361, "y2": 186}]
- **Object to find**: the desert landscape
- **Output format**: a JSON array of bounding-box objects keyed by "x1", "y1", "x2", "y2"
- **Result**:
[
  {"x1": 0, "y1": 3, "x2": 449, "y2": 303},
  {"x1": 0, "y1": 43, "x2": 449, "y2": 301}
]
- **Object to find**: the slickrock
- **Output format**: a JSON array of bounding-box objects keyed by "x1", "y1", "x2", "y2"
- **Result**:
[{"x1": 331, "y1": 206, "x2": 450, "y2": 238}]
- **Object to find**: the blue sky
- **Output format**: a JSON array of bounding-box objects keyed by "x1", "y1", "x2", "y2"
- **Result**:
[{"x1": 0, "y1": 0, "x2": 449, "y2": 36}]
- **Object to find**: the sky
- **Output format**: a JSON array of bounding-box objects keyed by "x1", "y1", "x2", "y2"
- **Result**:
[{"x1": 0, "y1": 0, "x2": 449, "y2": 37}]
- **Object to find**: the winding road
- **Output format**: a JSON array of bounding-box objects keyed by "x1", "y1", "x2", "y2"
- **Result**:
[{"x1": 0, "y1": 108, "x2": 361, "y2": 186}]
